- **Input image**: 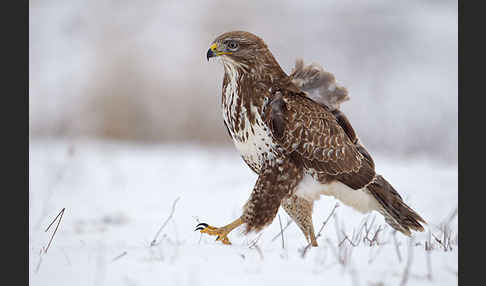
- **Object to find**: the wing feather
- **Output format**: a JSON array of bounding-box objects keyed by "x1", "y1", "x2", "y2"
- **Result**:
[{"x1": 265, "y1": 90, "x2": 375, "y2": 189}]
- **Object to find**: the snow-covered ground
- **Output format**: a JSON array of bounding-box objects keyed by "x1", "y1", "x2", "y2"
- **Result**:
[{"x1": 29, "y1": 139, "x2": 457, "y2": 286}]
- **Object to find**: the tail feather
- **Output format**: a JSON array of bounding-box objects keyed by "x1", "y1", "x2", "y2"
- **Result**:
[{"x1": 367, "y1": 175, "x2": 426, "y2": 236}]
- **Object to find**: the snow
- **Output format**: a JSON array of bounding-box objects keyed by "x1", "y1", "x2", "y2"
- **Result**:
[{"x1": 29, "y1": 139, "x2": 457, "y2": 286}]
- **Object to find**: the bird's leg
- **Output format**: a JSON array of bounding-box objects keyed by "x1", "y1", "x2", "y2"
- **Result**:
[
  {"x1": 195, "y1": 157, "x2": 303, "y2": 245},
  {"x1": 281, "y1": 195, "x2": 318, "y2": 247},
  {"x1": 195, "y1": 217, "x2": 243, "y2": 245},
  {"x1": 308, "y1": 222, "x2": 318, "y2": 247}
]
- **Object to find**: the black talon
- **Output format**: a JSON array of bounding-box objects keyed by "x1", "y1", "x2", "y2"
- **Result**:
[{"x1": 194, "y1": 222, "x2": 209, "y2": 231}]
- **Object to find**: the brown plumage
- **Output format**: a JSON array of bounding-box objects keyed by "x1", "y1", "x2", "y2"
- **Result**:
[
  {"x1": 197, "y1": 31, "x2": 426, "y2": 245},
  {"x1": 290, "y1": 59, "x2": 349, "y2": 111},
  {"x1": 242, "y1": 156, "x2": 302, "y2": 233}
]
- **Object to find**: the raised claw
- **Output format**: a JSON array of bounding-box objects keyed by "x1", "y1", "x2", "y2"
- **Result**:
[
  {"x1": 194, "y1": 222, "x2": 209, "y2": 231},
  {"x1": 194, "y1": 217, "x2": 242, "y2": 245},
  {"x1": 194, "y1": 224, "x2": 231, "y2": 244}
]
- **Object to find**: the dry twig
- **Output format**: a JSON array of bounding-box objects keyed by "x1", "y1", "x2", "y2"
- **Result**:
[
  {"x1": 271, "y1": 218, "x2": 292, "y2": 242},
  {"x1": 44, "y1": 207, "x2": 66, "y2": 253},
  {"x1": 369, "y1": 225, "x2": 383, "y2": 246},
  {"x1": 392, "y1": 231, "x2": 402, "y2": 262},
  {"x1": 248, "y1": 233, "x2": 264, "y2": 260},
  {"x1": 278, "y1": 214, "x2": 285, "y2": 249},
  {"x1": 301, "y1": 203, "x2": 339, "y2": 258},
  {"x1": 112, "y1": 251, "x2": 128, "y2": 262},
  {"x1": 399, "y1": 237, "x2": 415, "y2": 286},
  {"x1": 248, "y1": 233, "x2": 263, "y2": 249},
  {"x1": 252, "y1": 244, "x2": 264, "y2": 260},
  {"x1": 339, "y1": 232, "x2": 358, "y2": 247},
  {"x1": 426, "y1": 245, "x2": 433, "y2": 281},
  {"x1": 150, "y1": 197, "x2": 180, "y2": 246}
]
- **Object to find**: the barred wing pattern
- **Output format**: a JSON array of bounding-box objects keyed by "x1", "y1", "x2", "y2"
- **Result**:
[{"x1": 265, "y1": 91, "x2": 375, "y2": 189}]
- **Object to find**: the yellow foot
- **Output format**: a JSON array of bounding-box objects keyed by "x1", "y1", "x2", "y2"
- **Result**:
[{"x1": 195, "y1": 223, "x2": 232, "y2": 245}]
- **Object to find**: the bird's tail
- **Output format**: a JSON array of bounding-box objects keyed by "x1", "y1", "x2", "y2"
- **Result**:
[{"x1": 367, "y1": 175, "x2": 426, "y2": 236}]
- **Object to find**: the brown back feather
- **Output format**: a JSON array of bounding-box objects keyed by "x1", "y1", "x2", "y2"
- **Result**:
[{"x1": 265, "y1": 90, "x2": 374, "y2": 189}]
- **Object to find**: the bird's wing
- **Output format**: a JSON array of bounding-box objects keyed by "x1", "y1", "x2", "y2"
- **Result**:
[
  {"x1": 264, "y1": 90, "x2": 375, "y2": 189},
  {"x1": 289, "y1": 59, "x2": 349, "y2": 111},
  {"x1": 331, "y1": 109, "x2": 375, "y2": 169},
  {"x1": 290, "y1": 60, "x2": 376, "y2": 170}
]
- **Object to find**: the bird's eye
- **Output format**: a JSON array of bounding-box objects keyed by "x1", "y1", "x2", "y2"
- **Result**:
[{"x1": 227, "y1": 40, "x2": 239, "y2": 50}]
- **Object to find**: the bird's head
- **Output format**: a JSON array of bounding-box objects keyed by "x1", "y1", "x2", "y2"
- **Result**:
[
  {"x1": 206, "y1": 31, "x2": 265, "y2": 63},
  {"x1": 206, "y1": 31, "x2": 285, "y2": 77}
]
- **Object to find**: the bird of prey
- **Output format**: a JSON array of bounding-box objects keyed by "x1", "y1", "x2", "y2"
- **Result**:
[{"x1": 196, "y1": 31, "x2": 426, "y2": 246}]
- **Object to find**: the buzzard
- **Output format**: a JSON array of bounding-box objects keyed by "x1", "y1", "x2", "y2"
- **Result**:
[{"x1": 196, "y1": 31, "x2": 426, "y2": 246}]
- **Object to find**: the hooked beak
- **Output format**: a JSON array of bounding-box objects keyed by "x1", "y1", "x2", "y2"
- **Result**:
[
  {"x1": 206, "y1": 43, "x2": 217, "y2": 61},
  {"x1": 206, "y1": 42, "x2": 232, "y2": 61}
]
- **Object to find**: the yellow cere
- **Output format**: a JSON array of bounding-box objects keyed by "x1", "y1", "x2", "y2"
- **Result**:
[{"x1": 209, "y1": 43, "x2": 232, "y2": 56}]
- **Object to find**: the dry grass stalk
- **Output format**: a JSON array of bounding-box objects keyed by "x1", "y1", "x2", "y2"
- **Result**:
[
  {"x1": 112, "y1": 251, "x2": 128, "y2": 262},
  {"x1": 392, "y1": 230, "x2": 402, "y2": 262},
  {"x1": 247, "y1": 233, "x2": 264, "y2": 260},
  {"x1": 44, "y1": 207, "x2": 66, "y2": 253},
  {"x1": 338, "y1": 232, "x2": 358, "y2": 247},
  {"x1": 368, "y1": 242, "x2": 385, "y2": 264},
  {"x1": 432, "y1": 206, "x2": 458, "y2": 252},
  {"x1": 150, "y1": 197, "x2": 180, "y2": 246},
  {"x1": 300, "y1": 203, "x2": 339, "y2": 258},
  {"x1": 426, "y1": 245, "x2": 433, "y2": 281},
  {"x1": 369, "y1": 225, "x2": 383, "y2": 246},
  {"x1": 363, "y1": 215, "x2": 377, "y2": 241},
  {"x1": 425, "y1": 230, "x2": 433, "y2": 251},
  {"x1": 252, "y1": 244, "x2": 264, "y2": 260},
  {"x1": 34, "y1": 248, "x2": 44, "y2": 274},
  {"x1": 271, "y1": 217, "x2": 292, "y2": 242},
  {"x1": 327, "y1": 237, "x2": 354, "y2": 268},
  {"x1": 399, "y1": 237, "x2": 415, "y2": 286},
  {"x1": 278, "y1": 214, "x2": 285, "y2": 249},
  {"x1": 248, "y1": 233, "x2": 263, "y2": 249}
]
